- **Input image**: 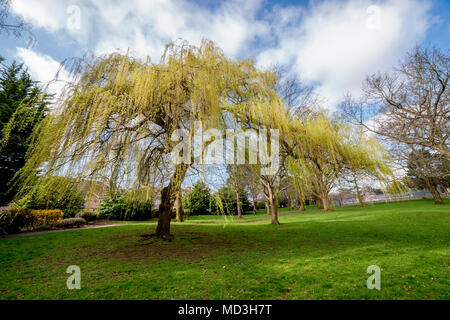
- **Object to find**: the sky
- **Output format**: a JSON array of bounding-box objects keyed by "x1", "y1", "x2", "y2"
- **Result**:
[{"x1": 0, "y1": 0, "x2": 449, "y2": 108}]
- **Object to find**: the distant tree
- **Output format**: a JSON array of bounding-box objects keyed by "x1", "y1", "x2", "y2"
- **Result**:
[
  {"x1": 182, "y1": 181, "x2": 211, "y2": 215},
  {"x1": 226, "y1": 165, "x2": 247, "y2": 219},
  {"x1": 0, "y1": 62, "x2": 49, "y2": 205},
  {"x1": 287, "y1": 117, "x2": 397, "y2": 211},
  {"x1": 97, "y1": 187, "x2": 155, "y2": 221},
  {"x1": 212, "y1": 185, "x2": 251, "y2": 216},
  {"x1": 365, "y1": 187, "x2": 383, "y2": 195},
  {"x1": 242, "y1": 165, "x2": 262, "y2": 213},
  {"x1": 406, "y1": 148, "x2": 450, "y2": 204},
  {"x1": 249, "y1": 163, "x2": 284, "y2": 223},
  {"x1": 342, "y1": 46, "x2": 449, "y2": 159}
]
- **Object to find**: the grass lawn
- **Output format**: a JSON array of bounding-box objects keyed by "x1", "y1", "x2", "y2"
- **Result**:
[{"x1": 0, "y1": 199, "x2": 449, "y2": 300}]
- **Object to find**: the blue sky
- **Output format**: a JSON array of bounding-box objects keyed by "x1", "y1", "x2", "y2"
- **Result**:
[{"x1": 1, "y1": 0, "x2": 449, "y2": 108}]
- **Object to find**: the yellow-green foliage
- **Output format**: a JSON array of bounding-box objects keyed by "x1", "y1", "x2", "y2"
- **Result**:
[
  {"x1": 15, "y1": 175, "x2": 85, "y2": 218},
  {"x1": 0, "y1": 208, "x2": 63, "y2": 233},
  {"x1": 286, "y1": 116, "x2": 401, "y2": 200},
  {"x1": 30, "y1": 209, "x2": 64, "y2": 229},
  {"x1": 16, "y1": 40, "x2": 279, "y2": 200},
  {"x1": 12, "y1": 39, "x2": 401, "y2": 214}
]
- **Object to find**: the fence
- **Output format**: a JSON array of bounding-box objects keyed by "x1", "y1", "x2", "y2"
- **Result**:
[{"x1": 331, "y1": 189, "x2": 450, "y2": 207}]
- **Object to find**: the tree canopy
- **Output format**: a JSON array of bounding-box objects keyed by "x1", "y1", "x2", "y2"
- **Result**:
[
  {"x1": 0, "y1": 61, "x2": 49, "y2": 205},
  {"x1": 13, "y1": 40, "x2": 281, "y2": 240}
]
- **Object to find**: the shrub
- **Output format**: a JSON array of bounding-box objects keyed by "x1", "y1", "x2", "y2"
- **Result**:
[
  {"x1": 58, "y1": 218, "x2": 86, "y2": 228},
  {"x1": 183, "y1": 181, "x2": 212, "y2": 215},
  {"x1": 97, "y1": 190, "x2": 153, "y2": 221},
  {"x1": 0, "y1": 208, "x2": 63, "y2": 233},
  {"x1": 16, "y1": 176, "x2": 85, "y2": 218},
  {"x1": 75, "y1": 211, "x2": 97, "y2": 222},
  {"x1": 151, "y1": 208, "x2": 160, "y2": 218},
  {"x1": 256, "y1": 202, "x2": 266, "y2": 210}
]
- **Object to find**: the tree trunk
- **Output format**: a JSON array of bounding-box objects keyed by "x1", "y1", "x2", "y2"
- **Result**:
[
  {"x1": 297, "y1": 191, "x2": 306, "y2": 211},
  {"x1": 427, "y1": 180, "x2": 443, "y2": 205},
  {"x1": 354, "y1": 178, "x2": 364, "y2": 207},
  {"x1": 299, "y1": 198, "x2": 306, "y2": 211},
  {"x1": 175, "y1": 189, "x2": 184, "y2": 222},
  {"x1": 156, "y1": 164, "x2": 189, "y2": 240},
  {"x1": 268, "y1": 188, "x2": 280, "y2": 225},
  {"x1": 356, "y1": 190, "x2": 364, "y2": 207},
  {"x1": 265, "y1": 199, "x2": 271, "y2": 216},
  {"x1": 315, "y1": 195, "x2": 323, "y2": 209},
  {"x1": 321, "y1": 192, "x2": 331, "y2": 211},
  {"x1": 235, "y1": 189, "x2": 242, "y2": 219},
  {"x1": 270, "y1": 198, "x2": 280, "y2": 225}
]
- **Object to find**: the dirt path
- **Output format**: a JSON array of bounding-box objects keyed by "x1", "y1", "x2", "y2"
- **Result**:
[{"x1": 3, "y1": 223, "x2": 137, "y2": 238}]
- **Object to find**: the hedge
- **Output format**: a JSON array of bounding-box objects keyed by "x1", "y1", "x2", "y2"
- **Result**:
[
  {"x1": 0, "y1": 208, "x2": 63, "y2": 233},
  {"x1": 58, "y1": 217, "x2": 87, "y2": 228},
  {"x1": 75, "y1": 211, "x2": 97, "y2": 222}
]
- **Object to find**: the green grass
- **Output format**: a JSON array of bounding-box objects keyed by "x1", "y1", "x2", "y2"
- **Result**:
[{"x1": 1, "y1": 199, "x2": 449, "y2": 300}]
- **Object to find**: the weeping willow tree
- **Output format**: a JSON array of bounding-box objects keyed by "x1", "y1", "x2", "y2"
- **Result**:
[
  {"x1": 286, "y1": 116, "x2": 400, "y2": 211},
  {"x1": 14, "y1": 40, "x2": 279, "y2": 240}
]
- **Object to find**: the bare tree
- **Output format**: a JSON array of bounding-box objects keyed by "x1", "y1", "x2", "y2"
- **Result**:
[
  {"x1": 226, "y1": 165, "x2": 247, "y2": 219},
  {"x1": 405, "y1": 146, "x2": 449, "y2": 204},
  {"x1": 0, "y1": 0, "x2": 29, "y2": 37},
  {"x1": 341, "y1": 46, "x2": 449, "y2": 159},
  {"x1": 242, "y1": 165, "x2": 262, "y2": 213},
  {"x1": 273, "y1": 65, "x2": 321, "y2": 118}
]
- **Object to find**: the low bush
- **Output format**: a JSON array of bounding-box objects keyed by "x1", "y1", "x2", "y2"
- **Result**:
[
  {"x1": 75, "y1": 211, "x2": 97, "y2": 222},
  {"x1": 97, "y1": 191, "x2": 153, "y2": 221},
  {"x1": 58, "y1": 218, "x2": 87, "y2": 228},
  {"x1": 256, "y1": 202, "x2": 266, "y2": 210},
  {"x1": 15, "y1": 176, "x2": 85, "y2": 218},
  {"x1": 0, "y1": 208, "x2": 63, "y2": 233},
  {"x1": 183, "y1": 181, "x2": 211, "y2": 215},
  {"x1": 151, "y1": 208, "x2": 160, "y2": 218}
]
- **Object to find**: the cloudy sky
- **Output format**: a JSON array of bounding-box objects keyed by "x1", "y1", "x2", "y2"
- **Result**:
[{"x1": 1, "y1": 0, "x2": 449, "y2": 108}]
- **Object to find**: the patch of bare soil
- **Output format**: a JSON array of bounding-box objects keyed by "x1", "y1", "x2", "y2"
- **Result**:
[{"x1": 106, "y1": 231, "x2": 258, "y2": 262}]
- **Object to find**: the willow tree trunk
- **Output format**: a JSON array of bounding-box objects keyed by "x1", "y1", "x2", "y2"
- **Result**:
[
  {"x1": 156, "y1": 164, "x2": 189, "y2": 240},
  {"x1": 426, "y1": 180, "x2": 443, "y2": 205},
  {"x1": 175, "y1": 189, "x2": 184, "y2": 222},
  {"x1": 266, "y1": 200, "x2": 271, "y2": 216},
  {"x1": 320, "y1": 192, "x2": 331, "y2": 211},
  {"x1": 354, "y1": 178, "x2": 364, "y2": 207},
  {"x1": 299, "y1": 199, "x2": 306, "y2": 211},
  {"x1": 297, "y1": 191, "x2": 306, "y2": 211},
  {"x1": 315, "y1": 195, "x2": 323, "y2": 209},
  {"x1": 235, "y1": 189, "x2": 242, "y2": 219}
]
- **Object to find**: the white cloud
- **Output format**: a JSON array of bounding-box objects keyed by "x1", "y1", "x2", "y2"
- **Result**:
[
  {"x1": 11, "y1": 0, "x2": 434, "y2": 109},
  {"x1": 257, "y1": 0, "x2": 432, "y2": 107},
  {"x1": 11, "y1": 0, "x2": 266, "y2": 59},
  {"x1": 16, "y1": 47, "x2": 71, "y2": 97},
  {"x1": 90, "y1": 0, "x2": 267, "y2": 59},
  {"x1": 10, "y1": 0, "x2": 66, "y2": 31},
  {"x1": 11, "y1": 0, "x2": 94, "y2": 44}
]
